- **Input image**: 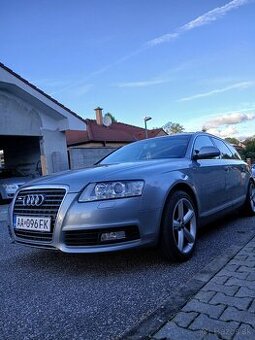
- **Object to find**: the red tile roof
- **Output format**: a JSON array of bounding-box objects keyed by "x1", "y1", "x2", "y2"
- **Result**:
[{"x1": 66, "y1": 119, "x2": 166, "y2": 146}]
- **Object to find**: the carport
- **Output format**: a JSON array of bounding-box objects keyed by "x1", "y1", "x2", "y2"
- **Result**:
[{"x1": 0, "y1": 62, "x2": 85, "y2": 176}]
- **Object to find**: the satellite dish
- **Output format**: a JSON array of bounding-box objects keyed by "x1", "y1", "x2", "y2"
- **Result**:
[{"x1": 103, "y1": 114, "x2": 113, "y2": 127}]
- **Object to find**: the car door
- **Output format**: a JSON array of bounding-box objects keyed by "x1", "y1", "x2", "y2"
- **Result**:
[
  {"x1": 191, "y1": 135, "x2": 226, "y2": 216},
  {"x1": 212, "y1": 138, "x2": 247, "y2": 204}
]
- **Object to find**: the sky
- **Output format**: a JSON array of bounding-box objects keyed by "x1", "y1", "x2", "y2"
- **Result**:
[{"x1": 1, "y1": 0, "x2": 255, "y2": 139}]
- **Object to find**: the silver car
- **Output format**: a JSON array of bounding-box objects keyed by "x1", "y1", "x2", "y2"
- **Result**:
[
  {"x1": 0, "y1": 168, "x2": 31, "y2": 202},
  {"x1": 9, "y1": 132, "x2": 255, "y2": 261}
]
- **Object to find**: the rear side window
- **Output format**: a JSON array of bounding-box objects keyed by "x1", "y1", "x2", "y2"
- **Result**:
[
  {"x1": 227, "y1": 144, "x2": 241, "y2": 160},
  {"x1": 212, "y1": 138, "x2": 233, "y2": 159}
]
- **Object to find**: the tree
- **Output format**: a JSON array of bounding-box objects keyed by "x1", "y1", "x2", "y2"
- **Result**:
[
  {"x1": 163, "y1": 122, "x2": 185, "y2": 134},
  {"x1": 242, "y1": 136, "x2": 255, "y2": 146},
  {"x1": 240, "y1": 139, "x2": 255, "y2": 162},
  {"x1": 106, "y1": 112, "x2": 117, "y2": 122},
  {"x1": 225, "y1": 137, "x2": 240, "y2": 145}
]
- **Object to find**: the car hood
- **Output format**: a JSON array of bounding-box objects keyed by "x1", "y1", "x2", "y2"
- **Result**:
[
  {"x1": 21, "y1": 159, "x2": 189, "y2": 193},
  {"x1": 0, "y1": 177, "x2": 31, "y2": 185}
]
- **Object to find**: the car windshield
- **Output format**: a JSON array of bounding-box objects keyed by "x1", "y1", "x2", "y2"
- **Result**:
[
  {"x1": 100, "y1": 135, "x2": 191, "y2": 164},
  {"x1": 0, "y1": 168, "x2": 24, "y2": 179}
]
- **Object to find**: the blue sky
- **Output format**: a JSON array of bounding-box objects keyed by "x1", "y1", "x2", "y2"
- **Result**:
[{"x1": 1, "y1": 0, "x2": 255, "y2": 139}]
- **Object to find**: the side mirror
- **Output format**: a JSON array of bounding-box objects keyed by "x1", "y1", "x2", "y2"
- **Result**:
[{"x1": 193, "y1": 146, "x2": 220, "y2": 160}]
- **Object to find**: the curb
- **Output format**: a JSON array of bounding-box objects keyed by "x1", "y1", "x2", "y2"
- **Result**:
[{"x1": 121, "y1": 230, "x2": 255, "y2": 340}]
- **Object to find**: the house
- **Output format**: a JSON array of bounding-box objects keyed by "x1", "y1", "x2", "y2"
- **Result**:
[
  {"x1": 0, "y1": 62, "x2": 85, "y2": 175},
  {"x1": 66, "y1": 107, "x2": 167, "y2": 168}
]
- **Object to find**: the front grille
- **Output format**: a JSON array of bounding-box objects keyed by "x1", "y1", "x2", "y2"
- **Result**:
[
  {"x1": 13, "y1": 188, "x2": 66, "y2": 242},
  {"x1": 64, "y1": 226, "x2": 140, "y2": 246}
]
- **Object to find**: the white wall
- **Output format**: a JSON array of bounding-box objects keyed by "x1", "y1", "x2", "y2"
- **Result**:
[
  {"x1": 0, "y1": 91, "x2": 42, "y2": 136},
  {"x1": 41, "y1": 129, "x2": 69, "y2": 174},
  {"x1": 0, "y1": 65, "x2": 85, "y2": 130}
]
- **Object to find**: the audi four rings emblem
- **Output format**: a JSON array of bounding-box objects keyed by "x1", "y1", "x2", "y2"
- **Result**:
[{"x1": 22, "y1": 194, "x2": 45, "y2": 206}]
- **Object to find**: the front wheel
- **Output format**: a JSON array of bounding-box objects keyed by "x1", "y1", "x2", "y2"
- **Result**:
[
  {"x1": 243, "y1": 180, "x2": 255, "y2": 216},
  {"x1": 160, "y1": 190, "x2": 197, "y2": 262}
]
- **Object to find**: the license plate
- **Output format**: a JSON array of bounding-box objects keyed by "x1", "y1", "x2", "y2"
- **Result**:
[{"x1": 14, "y1": 215, "x2": 51, "y2": 232}]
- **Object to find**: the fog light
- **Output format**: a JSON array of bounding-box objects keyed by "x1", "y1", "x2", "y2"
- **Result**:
[{"x1": 100, "y1": 231, "x2": 126, "y2": 242}]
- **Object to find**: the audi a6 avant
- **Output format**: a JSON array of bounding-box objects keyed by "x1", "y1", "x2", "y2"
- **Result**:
[{"x1": 9, "y1": 132, "x2": 255, "y2": 261}]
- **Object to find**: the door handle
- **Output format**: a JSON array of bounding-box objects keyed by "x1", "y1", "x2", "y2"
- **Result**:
[{"x1": 224, "y1": 166, "x2": 230, "y2": 172}]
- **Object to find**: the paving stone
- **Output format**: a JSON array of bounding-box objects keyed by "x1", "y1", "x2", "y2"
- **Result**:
[
  {"x1": 182, "y1": 299, "x2": 225, "y2": 319},
  {"x1": 221, "y1": 306, "x2": 255, "y2": 327},
  {"x1": 172, "y1": 311, "x2": 198, "y2": 328},
  {"x1": 224, "y1": 263, "x2": 240, "y2": 272},
  {"x1": 242, "y1": 244, "x2": 255, "y2": 249},
  {"x1": 210, "y1": 276, "x2": 229, "y2": 285},
  {"x1": 225, "y1": 278, "x2": 255, "y2": 290},
  {"x1": 248, "y1": 299, "x2": 255, "y2": 313},
  {"x1": 234, "y1": 254, "x2": 248, "y2": 261},
  {"x1": 189, "y1": 314, "x2": 239, "y2": 340},
  {"x1": 235, "y1": 287, "x2": 255, "y2": 298},
  {"x1": 247, "y1": 272, "x2": 255, "y2": 281},
  {"x1": 217, "y1": 270, "x2": 249, "y2": 280},
  {"x1": 209, "y1": 292, "x2": 252, "y2": 310},
  {"x1": 242, "y1": 245, "x2": 255, "y2": 251},
  {"x1": 243, "y1": 249, "x2": 255, "y2": 255},
  {"x1": 229, "y1": 259, "x2": 255, "y2": 268},
  {"x1": 237, "y1": 265, "x2": 254, "y2": 273},
  {"x1": 233, "y1": 323, "x2": 255, "y2": 340},
  {"x1": 153, "y1": 321, "x2": 206, "y2": 340},
  {"x1": 202, "y1": 333, "x2": 220, "y2": 340},
  {"x1": 195, "y1": 291, "x2": 216, "y2": 303},
  {"x1": 202, "y1": 282, "x2": 239, "y2": 296}
]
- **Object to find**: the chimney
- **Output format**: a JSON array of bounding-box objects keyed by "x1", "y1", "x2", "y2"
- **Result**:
[{"x1": 95, "y1": 107, "x2": 103, "y2": 125}]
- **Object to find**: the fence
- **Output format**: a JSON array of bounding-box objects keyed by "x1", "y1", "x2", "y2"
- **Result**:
[{"x1": 68, "y1": 147, "x2": 116, "y2": 169}]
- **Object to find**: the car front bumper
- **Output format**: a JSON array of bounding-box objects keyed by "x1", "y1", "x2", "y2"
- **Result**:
[{"x1": 10, "y1": 189, "x2": 161, "y2": 253}]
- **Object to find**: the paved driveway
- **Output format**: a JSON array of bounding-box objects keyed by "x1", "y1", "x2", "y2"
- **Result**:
[
  {"x1": 0, "y1": 212, "x2": 255, "y2": 339},
  {"x1": 0, "y1": 204, "x2": 8, "y2": 222}
]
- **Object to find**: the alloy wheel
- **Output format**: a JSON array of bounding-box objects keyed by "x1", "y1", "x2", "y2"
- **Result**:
[
  {"x1": 249, "y1": 182, "x2": 255, "y2": 212},
  {"x1": 172, "y1": 198, "x2": 196, "y2": 254}
]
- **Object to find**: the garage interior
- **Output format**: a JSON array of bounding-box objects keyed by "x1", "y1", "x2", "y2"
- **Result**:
[{"x1": 0, "y1": 136, "x2": 41, "y2": 176}]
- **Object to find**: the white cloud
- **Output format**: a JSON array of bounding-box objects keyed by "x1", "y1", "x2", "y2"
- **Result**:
[
  {"x1": 49, "y1": 82, "x2": 94, "y2": 97},
  {"x1": 115, "y1": 78, "x2": 170, "y2": 88},
  {"x1": 78, "y1": 0, "x2": 252, "y2": 83},
  {"x1": 179, "y1": 81, "x2": 254, "y2": 102},
  {"x1": 181, "y1": 0, "x2": 250, "y2": 31},
  {"x1": 146, "y1": 33, "x2": 179, "y2": 46},
  {"x1": 203, "y1": 112, "x2": 255, "y2": 129},
  {"x1": 207, "y1": 126, "x2": 238, "y2": 138},
  {"x1": 147, "y1": 0, "x2": 251, "y2": 47}
]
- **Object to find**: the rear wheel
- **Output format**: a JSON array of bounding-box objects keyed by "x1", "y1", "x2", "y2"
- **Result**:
[
  {"x1": 160, "y1": 190, "x2": 197, "y2": 262},
  {"x1": 243, "y1": 180, "x2": 255, "y2": 216}
]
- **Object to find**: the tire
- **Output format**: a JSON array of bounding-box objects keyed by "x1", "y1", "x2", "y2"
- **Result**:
[
  {"x1": 160, "y1": 190, "x2": 197, "y2": 262},
  {"x1": 243, "y1": 180, "x2": 255, "y2": 216}
]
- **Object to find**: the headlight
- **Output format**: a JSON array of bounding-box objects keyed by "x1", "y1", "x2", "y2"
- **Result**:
[
  {"x1": 2, "y1": 184, "x2": 19, "y2": 193},
  {"x1": 79, "y1": 180, "x2": 144, "y2": 202}
]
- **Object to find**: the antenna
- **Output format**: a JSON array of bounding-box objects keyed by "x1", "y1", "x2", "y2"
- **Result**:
[{"x1": 103, "y1": 114, "x2": 113, "y2": 127}]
